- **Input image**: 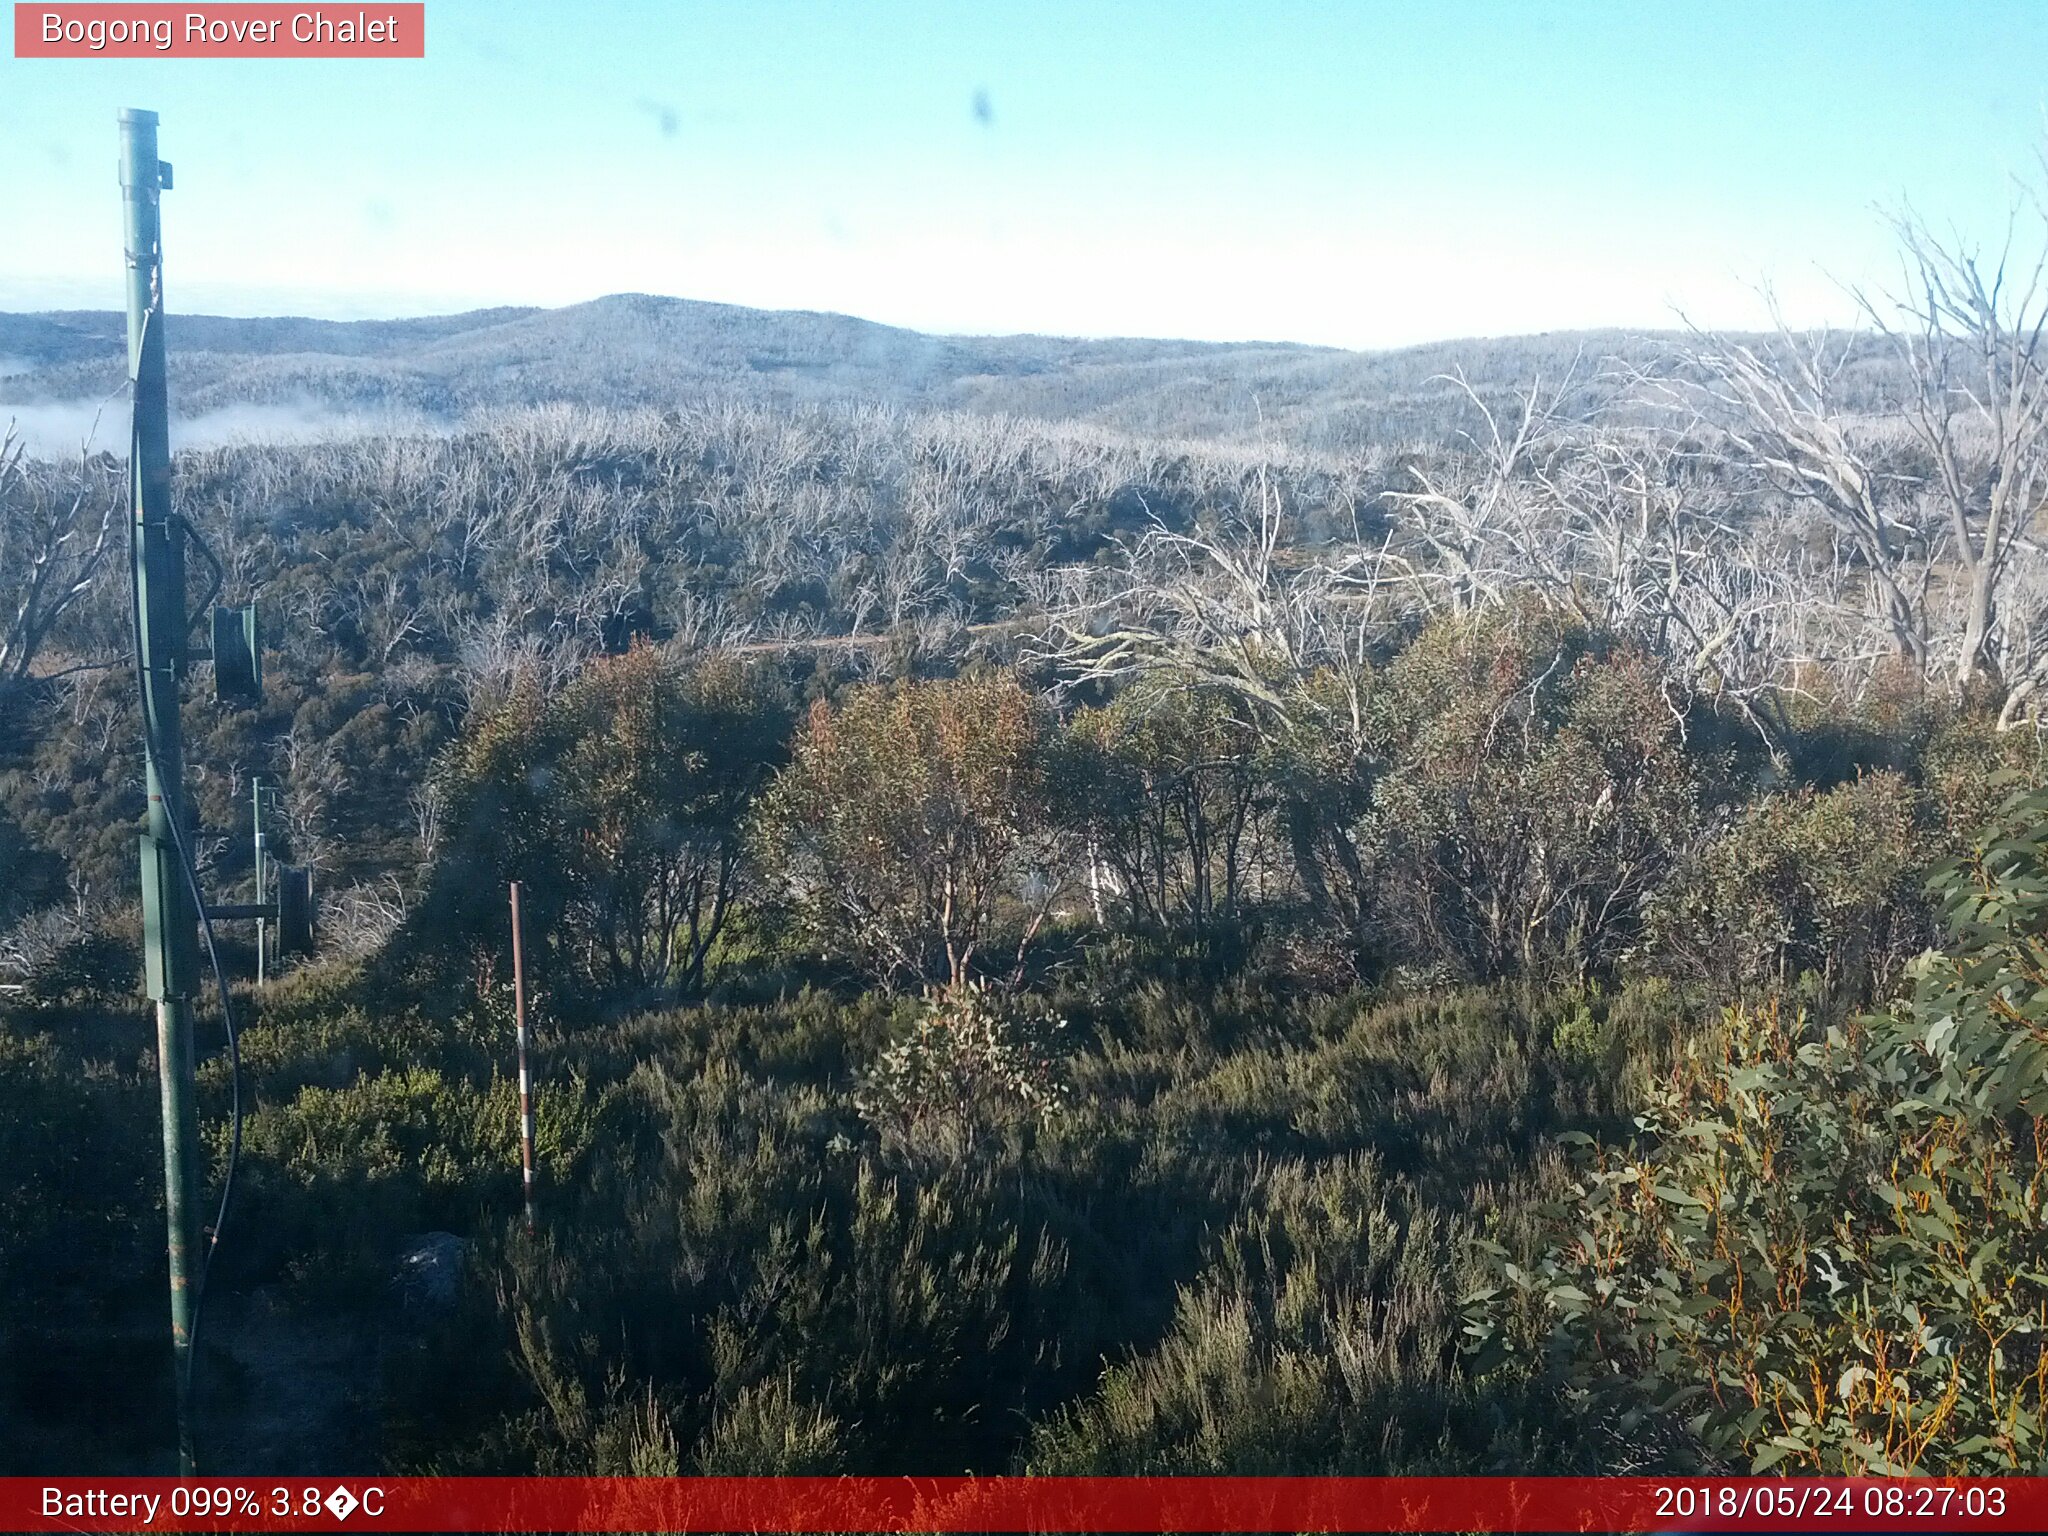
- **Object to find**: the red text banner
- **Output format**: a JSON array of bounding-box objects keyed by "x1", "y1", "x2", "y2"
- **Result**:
[
  {"x1": 14, "y1": 4, "x2": 424, "y2": 58},
  {"x1": 2, "y1": 1476, "x2": 2044, "y2": 1533}
]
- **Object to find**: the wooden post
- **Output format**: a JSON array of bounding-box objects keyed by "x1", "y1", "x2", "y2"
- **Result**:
[
  {"x1": 252, "y1": 777, "x2": 267, "y2": 986},
  {"x1": 509, "y1": 881, "x2": 538, "y2": 1229}
]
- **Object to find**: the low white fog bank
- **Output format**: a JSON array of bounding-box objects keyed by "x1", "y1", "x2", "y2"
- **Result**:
[{"x1": 0, "y1": 396, "x2": 450, "y2": 458}]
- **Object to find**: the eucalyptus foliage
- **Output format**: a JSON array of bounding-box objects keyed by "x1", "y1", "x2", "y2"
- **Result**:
[{"x1": 1469, "y1": 780, "x2": 2048, "y2": 1473}]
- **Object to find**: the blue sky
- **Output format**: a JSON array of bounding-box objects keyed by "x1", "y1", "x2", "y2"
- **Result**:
[{"x1": 2, "y1": 0, "x2": 2044, "y2": 346}]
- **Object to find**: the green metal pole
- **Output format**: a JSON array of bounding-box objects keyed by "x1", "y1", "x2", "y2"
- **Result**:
[{"x1": 122, "y1": 106, "x2": 202, "y2": 1476}]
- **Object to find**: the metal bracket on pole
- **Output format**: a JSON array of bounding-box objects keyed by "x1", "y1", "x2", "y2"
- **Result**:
[
  {"x1": 140, "y1": 838, "x2": 199, "y2": 1001},
  {"x1": 211, "y1": 603, "x2": 261, "y2": 704},
  {"x1": 210, "y1": 873, "x2": 313, "y2": 958}
]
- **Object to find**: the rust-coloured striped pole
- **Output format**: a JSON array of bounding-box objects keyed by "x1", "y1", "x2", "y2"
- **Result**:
[{"x1": 509, "y1": 881, "x2": 537, "y2": 1229}]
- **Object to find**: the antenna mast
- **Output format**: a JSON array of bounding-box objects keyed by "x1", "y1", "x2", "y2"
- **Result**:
[{"x1": 120, "y1": 105, "x2": 203, "y2": 1475}]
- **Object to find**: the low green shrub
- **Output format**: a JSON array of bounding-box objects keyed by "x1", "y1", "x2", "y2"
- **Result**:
[
  {"x1": 853, "y1": 982, "x2": 1070, "y2": 1163},
  {"x1": 1471, "y1": 783, "x2": 2048, "y2": 1474},
  {"x1": 1651, "y1": 770, "x2": 1928, "y2": 1001}
]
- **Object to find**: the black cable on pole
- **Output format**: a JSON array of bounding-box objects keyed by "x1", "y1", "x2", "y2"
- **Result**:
[{"x1": 125, "y1": 312, "x2": 244, "y2": 1412}]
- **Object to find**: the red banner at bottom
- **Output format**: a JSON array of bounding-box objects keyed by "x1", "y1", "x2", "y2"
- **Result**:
[{"x1": 3, "y1": 1475, "x2": 2041, "y2": 1533}]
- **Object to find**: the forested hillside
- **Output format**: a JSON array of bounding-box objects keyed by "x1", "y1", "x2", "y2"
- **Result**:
[
  {"x1": 5, "y1": 199, "x2": 2048, "y2": 1478},
  {"x1": 0, "y1": 294, "x2": 1905, "y2": 450}
]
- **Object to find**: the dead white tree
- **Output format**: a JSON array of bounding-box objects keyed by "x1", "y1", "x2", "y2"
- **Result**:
[
  {"x1": 0, "y1": 420, "x2": 121, "y2": 708},
  {"x1": 1381, "y1": 367, "x2": 1583, "y2": 616},
  {"x1": 1038, "y1": 465, "x2": 1404, "y2": 745},
  {"x1": 1863, "y1": 198, "x2": 2048, "y2": 715},
  {"x1": 1666, "y1": 308, "x2": 1934, "y2": 679},
  {"x1": 345, "y1": 568, "x2": 431, "y2": 665},
  {"x1": 1374, "y1": 369, "x2": 1813, "y2": 755},
  {"x1": 1993, "y1": 547, "x2": 2048, "y2": 727}
]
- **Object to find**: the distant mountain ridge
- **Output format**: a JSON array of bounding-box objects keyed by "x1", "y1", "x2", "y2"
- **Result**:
[{"x1": 0, "y1": 292, "x2": 1840, "y2": 448}]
